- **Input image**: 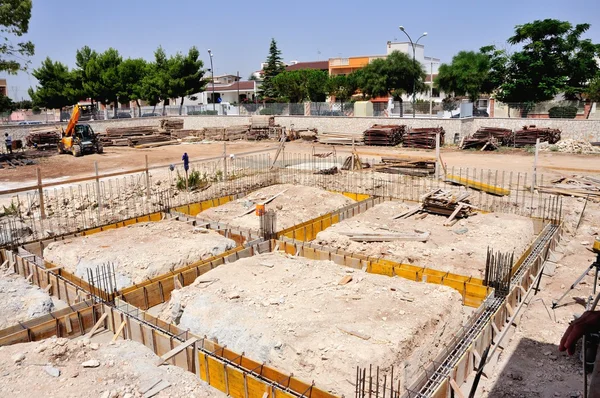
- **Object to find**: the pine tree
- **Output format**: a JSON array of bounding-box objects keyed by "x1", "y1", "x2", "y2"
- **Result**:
[{"x1": 259, "y1": 39, "x2": 285, "y2": 100}]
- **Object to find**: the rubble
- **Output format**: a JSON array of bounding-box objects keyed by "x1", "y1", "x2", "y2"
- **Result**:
[
  {"x1": 0, "y1": 269, "x2": 55, "y2": 329},
  {"x1": 539, "y1": 139, "x2": 600, "y2": 154}
]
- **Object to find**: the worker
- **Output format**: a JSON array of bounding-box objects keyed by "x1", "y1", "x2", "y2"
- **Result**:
[
  {"x1": 560, "y1": 310, "x2": 600, "y2": 396},
  {"x1": 4, "y1": 133, "x2": 12, "y2": 154}
]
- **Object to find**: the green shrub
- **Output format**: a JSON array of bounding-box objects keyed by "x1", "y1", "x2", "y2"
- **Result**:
[
  {"x1": 548, "y1": 106, "x2": 578, "y2": 119},
  {"x1": 175, "y1": 169, "x2": 209, "y2": 191},
  {"x1": 2, "y1": 200, "x2": 20, "y2": 217}
]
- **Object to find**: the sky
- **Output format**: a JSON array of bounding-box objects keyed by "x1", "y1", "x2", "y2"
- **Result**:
[{"x1": 3, "y1": 0, "x2": 600, "y2": 100}]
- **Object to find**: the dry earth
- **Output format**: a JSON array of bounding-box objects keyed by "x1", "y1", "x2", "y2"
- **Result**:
[
  {"x1": 160, "y1": 252, "x2": 466, "y2": 397},
  {"x1": 0, "y1": 337, "x2": 220, "y2": 398},
  {"x1": 197, "y1": 184, "x2": 355, "y2": 231},
  {"x1": 315, "y1": 201, "x2": 536, "y2": 278},
  {"x1": 0, "y1": 268, "x2": 55, "y2": 329},
  {"x1": 43, "y1": 219, "x2": 237, "y2": 290}
]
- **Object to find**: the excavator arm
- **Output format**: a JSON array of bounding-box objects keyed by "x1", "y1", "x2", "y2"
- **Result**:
[{"x1": 63, "y1": 104, "x2": 81, "y2": 137}]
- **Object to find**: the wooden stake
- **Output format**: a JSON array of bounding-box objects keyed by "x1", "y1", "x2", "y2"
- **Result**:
[
  {"x1": 157, "y1": 337, "x2": 198, "y2": 366},
  {"x1": 85, "y1": 313, "x2": 108, "y2": 339},
  {"x1": 449, "y1": 378, "x2": 465, "y2": 398},
  {"x1": 112, "y1": 320, "x2": 127, "y2": 341}
]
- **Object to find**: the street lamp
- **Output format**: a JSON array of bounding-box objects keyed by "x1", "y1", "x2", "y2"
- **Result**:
[
  {"x1": 208, "y1": 49, "x2": 215, "y2": 112},
  {"x1": 399, "y1": 26, "x2": 427, "y2": 118}
]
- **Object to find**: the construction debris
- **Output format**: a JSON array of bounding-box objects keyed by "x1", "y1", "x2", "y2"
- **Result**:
[
  {"x1": 510, "y1": 125, "x2": 561, "y2": 147},
  {"x1": 460, "y1": 127, "x2": 511, "y2": 150},
  {"x1": 375, "y1": 157, "x2": 435, "y2": 176},
  {"x1": 317, "y1": 132, "x2": 362, "y2": 145},
  {"x1": 539, "y1": 139, "x2": 600, "y2": 154},
  {"x1": 25, "y1": 128, "x2": 61, "y2": 150},
  {"x1": 403, "y1": 127, "x2": 445, "y2": 149},
  {"x1": 538, "y1": 175, "x2": 600, "y2": 198},
  {"x1": 363, "y1": 125, "x2": 405, "y2": 146},
  {"x1": 159, "y1": 118, "x2": 184, "y2": 131},
  {"x1": 339, "y1": 230, "x2": 430, "y2": 242},
  {"x1": 422, "y1": 189, "x2": 475, "y2": 219},
  {"x1": 445, "y1": 174, "x2": 511, "y2": 196}
]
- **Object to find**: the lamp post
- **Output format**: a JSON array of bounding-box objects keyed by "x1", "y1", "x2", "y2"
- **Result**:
[
  {"x1": 399, "y1": 26, "x2": 427, "y2": 118},
  {"x1": 208, "y1": 49, "x2": 215, "y2": 112}
]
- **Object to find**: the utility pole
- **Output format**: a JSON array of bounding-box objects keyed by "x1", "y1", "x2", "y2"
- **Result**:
[
  {"x1": 399, "y1": 26, "x2": 427, "y2": 118},
  {"x1": 208, "y1": 49, "x2": 215, "y2": 112}
]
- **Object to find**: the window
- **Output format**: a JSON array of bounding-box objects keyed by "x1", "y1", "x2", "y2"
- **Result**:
[
  {"x1": 477, "y1": 99, "x2": 488, "y2": 108},
  {"x1": 431, "y1": 88, "x2": 440, "y2": 98}
]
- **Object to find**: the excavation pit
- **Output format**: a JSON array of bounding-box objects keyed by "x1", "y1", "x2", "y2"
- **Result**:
[
  {"x1": 159, "y1": 251, "x2": 467, "y2": 396},
  {"x1": 314, "y1": 201, "x2": 536, "y2": 278},
  {"x1": 42, "y1": 219, "x2": 237, "y2": 290},
  {"x1": 196, "y1": 184, "x2": 356, "y2": 231}
]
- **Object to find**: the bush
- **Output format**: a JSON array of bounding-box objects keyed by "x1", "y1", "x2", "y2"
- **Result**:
[
  {"x1": 548, "y1": 106, "x2": 578, "y2": 119},
  {"x1": 175, "y1": 169, "x2": 209, "y2": 191},
  {"x1": 187, "y1": 110, "x2": 218, "y2": 116}
]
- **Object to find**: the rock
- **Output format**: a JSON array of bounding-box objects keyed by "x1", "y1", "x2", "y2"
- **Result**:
[
  {"x1": 228, "y1": 292, "x2": 240, "y2": 300},
  {"x1": 82, "y1": 359, "x2": 101, "y2": 368},
  {"x1": 12, "y1": 353, "x2": 25, "y2": 363},
  {"x1": 89, "y1": 343, "x2": 99, "y2": 350},
  {"x1": 581, "y1": 241, "x2": 590, "y2": 246},
  {"x1": 99, "y1": 392, "x2": 110, "y2": 398},
  {"x1": 123, "y1": 394, "x2": 133, "y2": 398},
  {"x1": 44, "y1": 365, "x2": 61, "y2": 377}
]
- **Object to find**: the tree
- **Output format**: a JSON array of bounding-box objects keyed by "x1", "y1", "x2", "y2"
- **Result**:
[
  {"x1": 259, "y1": 39, "x2": 285, "y2": 99},
  {"x1": 94, "y1": 48, "x2": 123, "y2": 118},
  {"x1": 0, "y1": 94, "x2": 15, "y2": 114},
  {"x1": 28, "y1": 57, "x2": 75, "y2": 115},
  {"x1": 140, "y1": 61, "x2": 162, "y2": 113},
  {"x1": 435, "y1": 51, "x2": 494, "y2": 103},
  {"x1": 165, "y1": 47, "x2": 206, "y2": 115},
  {"x1": 74, "y1": 46, "x2": 99, "y2": 115},
  {"x1": 441, "y1": 96, "x2": 459, "y2": 116},
  {"x1": 14, "y1": 99, "x2": 32, "y2": 109},
  {"x1": 356, "y1": 51, "x2": 425, "y2": 99},
  {"x1": 587, "y1": 74, "x2": 600, "y2": 102},
  {"x1": 494, "y1": 19, "x2": 600, "y2": 114},
  {"x1": 147, "y1": 46, "x2": 171, "y2": 115},
  {"x1": 118, "y1": 58, "x2": 147, "y2": 117},
  {"x1": 327, "y1": 74, "x2": 358, "y2": 104},
  {"x1": 0, "y1": 0, "x2": 34, "y2": 74},
  {"x1": 304, "y1": 70, "x2": 328, "y2": 102},
  {"x1": 271, "y1": 71, "x2": 305, "y2": 102}
]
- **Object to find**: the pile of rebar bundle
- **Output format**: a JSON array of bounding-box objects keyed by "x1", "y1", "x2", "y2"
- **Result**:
[
  {"x1": 403, "y1": 127, "x2": 445, "y2": 149},
  {"x1": 375, "y1": 156, "x2": 435, "y2": 176},
  {"x1": 25, "y1": 129, "x2": 61, "y2": 149},
  {"x1": 362, "y1": 124, "x2": 405, "y2": 146},
  {"x1": 460, "y1": 127, "x2": 512, "y2": 150},
  {"x1": 422, "y1": 189, "x2": 474, "y2": 218},
  {"x1": 510, "y1": 125, "x2": 561, "y2": 147}
]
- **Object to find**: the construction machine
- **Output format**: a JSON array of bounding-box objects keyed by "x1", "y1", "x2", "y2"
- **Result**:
[{"x1": 57, "y1": 104, "x2": 103, "y2": 157}]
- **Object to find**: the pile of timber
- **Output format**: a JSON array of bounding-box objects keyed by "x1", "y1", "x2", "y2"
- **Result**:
[
  {"x1": 247, "y1": 116, "x2": 273, "y2": 140},
  {"x1": 100, "y1": 125, "x2": 159, "y2": 146},
  {"x1": 0, "y1": 153, "x2": 35, "y2": 169},
  {"x1": 202, "y1": 125, "x2": 250, "y2": 141},
  {"x1": 170, "y1": 129, "x2": 202, "y2": 139},
  {"x1": 363, "y1": 124, "x2": 405, "y2": 146},
  {"x1": 538, "y1": 175, "x2": 600, "y2": 199},
  {"x1": 510, "y1": 125, "x2": 561, "y2": 147},
  {"x1": 127, "y1": 134, "x2": 172, "y2": 147},
  {"x1": 422, "y1": 189, "x2": 474, "y2": 219},
  {"x1": 296, "y1": 128, "x2": 318, "y2": 141},
  {"x1": 375, "y1": 156, "x2": 435, "y2": 176},
  {"x1": 159, "y1": 118, "x2": 184, "y2": 131},
  {"x1": 403, "y1": 127, "x2": 445, "y2": 149},
  {"x1": 25, "y1": 128, "x2": 61, "y2": 149},
  {"x1": 460, "y1": 127, "x2": 512, "y2": 150},
  {"x1": 317, "y1": 131, "x2": 363, "y2": 145}
]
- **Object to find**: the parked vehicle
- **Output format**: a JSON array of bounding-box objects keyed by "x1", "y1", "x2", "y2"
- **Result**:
[
  {"x1": 17, "y1": 121, "x2": 43, "y2": 125},
  {"x1": 112, "y1": 112, "x2": 132, "y2": 119},
  {"x1": 141, "y1": 112, "x2": 161, "y2": 117}
]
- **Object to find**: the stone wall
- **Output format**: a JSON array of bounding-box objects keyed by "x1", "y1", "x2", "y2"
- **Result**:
[{"x1": 3, "y1": 115, "x2": 600, "y2": 145}]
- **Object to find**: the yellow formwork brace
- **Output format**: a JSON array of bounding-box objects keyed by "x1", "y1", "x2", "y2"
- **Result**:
[{"x1": 445, "y1": 174, "x2": 510, "y2": 196}]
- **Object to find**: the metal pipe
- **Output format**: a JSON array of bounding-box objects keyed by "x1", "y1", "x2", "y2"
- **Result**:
[{"x1": 398, "y1": 27, "x2": 427, "y2": 118}]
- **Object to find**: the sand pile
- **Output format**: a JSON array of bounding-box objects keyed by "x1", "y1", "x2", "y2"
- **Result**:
[
  {"x1": 0, "y1": 337, "x2": 220, "y2": 397},
  {"x1": 161, "y1": 252, "x2": 466, "y2": 396},
  {"x1": 315, "y1": 201, "x2": 535, "y2": 278},
  {"x1": 0, "y1": 269, "x2": 55, "y2": 329},
  {"x1": 197, "y1": 184, "x2": 355, "y2": 231},
  {"x1": 43, "y1": 219, "x2": 237, "y2": 290}
]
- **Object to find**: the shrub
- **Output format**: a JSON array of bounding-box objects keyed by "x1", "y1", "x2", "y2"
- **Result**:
[
  {"x1": 548, "y1": 106, "x2": 578, "y2": 119},
  {"x1": 175, "y1": 169, "x2": 208, "y2": 191}
]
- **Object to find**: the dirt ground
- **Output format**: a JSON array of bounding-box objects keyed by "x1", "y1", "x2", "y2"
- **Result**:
[
  {"x1": 0, "y1": 336, "x2": 220, "y2": 398},
  {"x1": 0, "y1": 268, "x2": 58, "y2": 329},
  {"x1": 160, "y1": 251, "x2": 466, "y2": 397},
  {"x1": 197, "y1": 184, "x2": 355, "y2": 231},
  {"x1": 315, "y1": 201, "x2": 535, "y2": 278},
  {"x1": 478, "y1": 198, "x2": 600, "y2": 397},
  {"x1": 43, "y1": 219, "x2": 237, "y2": 290},
  {"x1": 2, "y1": 141, "x2": 600, "y2": 188}
]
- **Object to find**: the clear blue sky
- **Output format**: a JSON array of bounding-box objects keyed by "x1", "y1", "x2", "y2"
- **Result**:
[{"x1": 4, "y1": 0, "x2": 600, "y2": 100}]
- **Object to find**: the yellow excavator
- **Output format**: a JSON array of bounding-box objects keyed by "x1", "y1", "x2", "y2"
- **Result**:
[{"x1": 57, "y1": 105, "x2": 103, "y2": 157}]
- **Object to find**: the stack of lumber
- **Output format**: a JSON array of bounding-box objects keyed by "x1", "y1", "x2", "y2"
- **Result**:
[
  {"x1": 363, "y1": 124, "x2": 405, "y2": 146},
  {"x1": 422, "y1": 189, "x2": 474, "y2": 218},
  {"x1": 460, "y1": 127, "x2": 512, "y2": 150},
  {"x1": 127, "y1": 135, "x2": 172, "y2": 147},
  {"x1": 403, "y1": 127, "x2": 445, "y2": 149},
  {"x1": 375, "y1": 156, "x2": 435, "y2": 176},
  {"x1": 296, "y1": 128, "x2": 318, "y2": 141},
  {"x1": 510, "y1": 125, "x2": 561, "y2": 147},
  {"x1": 170, "y1": 129, "x2": 202, "y2": 139},
  {"x1": 100, "y1": 125, "x2": 158, "y2": 146},
  {"x1": 159, "y1": 118, "x2": 184, "y2": 131},
  {"x1": 26, "y1": 128, "x2": 61, "y2": 149},
  {"x1": 317, "y1": 131, "x2": 363, "y2": 145},
  {"x1": 247, "y1": 116, "x2": 272, "y2": 140},
  {"x1": 538, "y1": 175, "x2": 600, "y2": 198},
  {"x1": 339, "y1": 230, "x2": 430, "y2": 242},
  {"x1": 202, "y1": 125, "x2": 250, "y2": 141}
]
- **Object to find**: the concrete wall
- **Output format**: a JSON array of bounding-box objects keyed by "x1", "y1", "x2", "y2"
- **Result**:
[{"x1": 3, "y1": 115, "x2": 600, "y2": 145}]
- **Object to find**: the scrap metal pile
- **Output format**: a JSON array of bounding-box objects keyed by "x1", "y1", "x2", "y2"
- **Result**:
[
  {"x1": 363, "y1": 124, "x2": 406, "y2": 146},
  {"x1": 460, "y1": 127, "x2": 512, "y2": 150},
  {"x1": 375, "y1": 156, "x2": 435, "y2": 176},
  {"x1": 403, "y1": 127, "x2": 445, "y2": 149},
  {"x1": 510, "y1": 125, "x2": 561, "y2": 147}
]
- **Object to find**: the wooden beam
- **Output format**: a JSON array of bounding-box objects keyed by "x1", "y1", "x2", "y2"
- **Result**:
[
  {"x1": 449, "y1": 378, "x2": 465, "y2": 398},
  {"x1": 444, "y1": 204, "x2": 464, "y2": 226},
  {"x1": 392, "y1": 204, "x2": 423, "y2": 219},
  {"x1": 157, "y1": 338, "x2": 198, "y2": 366},
  {"x1": 112, "y1": 320, "x2": 127, "y2": 342},
  {"x1": 85, "y1": 313, "x2": 108, "y2": 339},
  {"x1": 472, "y1": 349, "x2": 482, "y2": 368}
]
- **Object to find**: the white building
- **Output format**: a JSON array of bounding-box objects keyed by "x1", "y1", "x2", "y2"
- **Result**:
[{"x1": 187, "y1": 80, "x2": 260, "y2": 105}]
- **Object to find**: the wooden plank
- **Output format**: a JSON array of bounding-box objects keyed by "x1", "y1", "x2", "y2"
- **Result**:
[
  {"x1": 392, "y1": 204, "x2": 423, "y2": 219},
  {"x1": 85, "y1": 313, "x2": 108, "y2": 339},
  {"x1": 338, "y1": 275, "x2": 353, "y2": 285},
  {"x1": 449, "y1": 378, "x2": 465, "y2": 398},
  {"x1": 112, "y1": 320, "x2": 127, "y2": 341},
  {"x1": 443, "y1": 204, "x2": 464, "y2": 226},
  {"x1": 157, "y1": 338, "x2": 198, "y2": 366},
  {"x1": 142, "y1": 380, "x2": 171, "y2": 398}
]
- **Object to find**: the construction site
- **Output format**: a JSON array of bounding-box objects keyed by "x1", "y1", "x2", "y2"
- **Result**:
[{"x1": 1, "y1": 113, "x2": 600, "y2": 398}]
